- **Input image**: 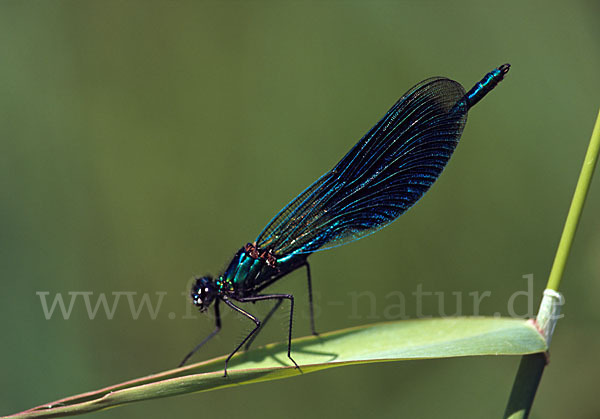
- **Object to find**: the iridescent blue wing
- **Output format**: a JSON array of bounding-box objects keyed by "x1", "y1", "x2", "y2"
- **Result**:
[{"x1": 256, "y1": 77, "x2": 468, "y2": 257}]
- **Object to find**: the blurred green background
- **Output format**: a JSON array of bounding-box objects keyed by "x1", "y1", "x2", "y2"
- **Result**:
[{"x1": 1, "y1": 1, "x2": 599, "y2": 418}]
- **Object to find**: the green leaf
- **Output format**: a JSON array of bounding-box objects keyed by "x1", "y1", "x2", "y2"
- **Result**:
[{"x1": 8, "y1": 317, "x2": 545, "y2": 419}]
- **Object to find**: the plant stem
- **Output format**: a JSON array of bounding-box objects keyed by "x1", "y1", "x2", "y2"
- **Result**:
[
  {"x1": 546, "y1": 108, "x2": 600, "y2": 291},
  {"x1": 504, "y1": 109, "x2": 600, "y2": 419},
  {"x1": 503, "y1": 353, "x2": 547, "y2": 419}
]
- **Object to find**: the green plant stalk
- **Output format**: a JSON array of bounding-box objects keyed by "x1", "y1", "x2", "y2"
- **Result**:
[
  {"x1": 503, "y1": 353, "x2": 547, "y2": 419},
  {"x1": 547, "y1": 109, "x2": 600, "y2": 291},
  {"x1": 504, "y1": 108, "x2": 600, "y2": 419}
]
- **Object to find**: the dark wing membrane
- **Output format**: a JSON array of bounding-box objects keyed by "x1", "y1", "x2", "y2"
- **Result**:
[{"x1": 256, "y1": 77, "x2": 468, "y2": 257}]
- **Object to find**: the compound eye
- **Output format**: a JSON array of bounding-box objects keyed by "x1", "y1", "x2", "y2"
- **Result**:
[
  {"x1": 190, "y1": 276, "x2": 215, "y2": 311},
  {"x1": 191, "y1": 289, "x2": 202, "y2": 306}
]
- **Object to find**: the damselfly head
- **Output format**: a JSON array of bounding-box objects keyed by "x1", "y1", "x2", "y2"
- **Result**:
[{"x1": 191, "y1": 276, "x2": 217, "y2": 312}]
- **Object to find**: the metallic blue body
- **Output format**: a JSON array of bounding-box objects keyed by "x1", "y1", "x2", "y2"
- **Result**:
[
  {"x1": 220, "y1": 247, "x2": 307, "y2": 297},
  {"x1": 216, "y1": 64, "x2": 510, "y2": 294},
  {"x1": 464, "y1": 64, "x2": 510, "y2": 109},
  {"x1": 223, "y1": 249, "x2": 263, "y2": 287},
  {"x1": 185, "y1": 64, "x2": 510, "y2": 373}
]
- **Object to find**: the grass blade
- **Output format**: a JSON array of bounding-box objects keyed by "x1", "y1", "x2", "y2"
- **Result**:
[{"x1": 7, "y1": 317, "x2": 545, "y2": 418}]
